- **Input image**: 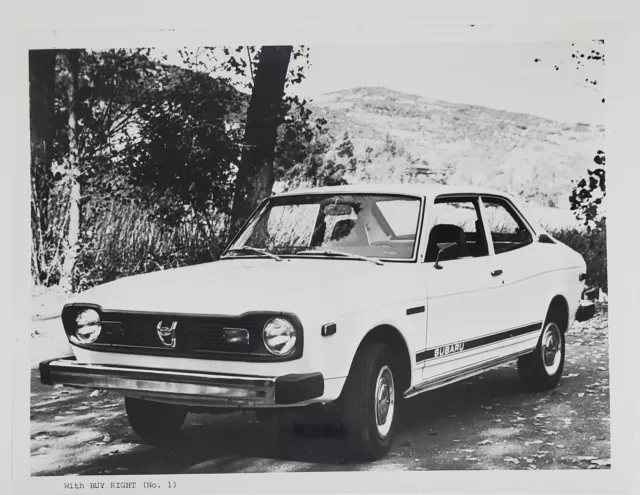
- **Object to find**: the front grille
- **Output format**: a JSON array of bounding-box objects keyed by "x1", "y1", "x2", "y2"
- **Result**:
[
  {"x1": 183, "y1": 322, "x2": 262, "y2": 353},
  {"x1": 97, "y1": 312, "x2": 266, "y2": 355},
  {"x1": 61, "y1": 303, "x2": 302, "y2": 362}
]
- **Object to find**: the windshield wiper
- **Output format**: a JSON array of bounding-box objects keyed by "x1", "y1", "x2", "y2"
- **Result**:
[
  {"x1": 223, "y1": 246, "x2": 282, "y2": 261},
  {"x1": 297, "y1": 249, "x2": 384, "y2": 266}
]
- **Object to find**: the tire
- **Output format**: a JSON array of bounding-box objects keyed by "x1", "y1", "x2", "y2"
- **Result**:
[
  {"x1": 340, "y1": 343, "x2": 401, "y2": 460},
  {"x1": 517, "y1": 319, "x2": 565, "y2": 391},
  {"x1": 125, "y1": 397, "x2": 187, "y2": 445}
]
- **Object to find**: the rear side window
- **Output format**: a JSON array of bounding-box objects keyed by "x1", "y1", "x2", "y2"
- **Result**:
[{"x1": 482, "y1": 197, "x2": 533, "y2": 254}]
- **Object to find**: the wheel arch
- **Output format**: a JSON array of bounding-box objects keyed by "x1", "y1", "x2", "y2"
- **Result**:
[
  {"x1": 545, "y1": 294, "x2": 570, "y2": 333},
  {"x1": 344, "y1": 324, "x2": 413, "y2": 395}
]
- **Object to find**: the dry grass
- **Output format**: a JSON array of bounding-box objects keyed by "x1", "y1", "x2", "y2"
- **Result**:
[{"x1": 75, "y1": 203, "x2": 225, "y2": 290}]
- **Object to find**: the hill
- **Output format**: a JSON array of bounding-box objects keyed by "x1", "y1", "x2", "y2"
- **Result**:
[{"x1": 307, "y1": 87, "x2": 604, "y2": 225}]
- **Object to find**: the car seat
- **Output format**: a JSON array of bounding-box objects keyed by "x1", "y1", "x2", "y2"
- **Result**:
[{"x1": 425, "y1": 224, "x2": 470, "y2": 262}]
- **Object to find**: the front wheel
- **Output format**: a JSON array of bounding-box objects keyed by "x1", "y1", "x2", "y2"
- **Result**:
[
  {"x1": 341, "y1": 343, "x2": 401, "y2": 460},
  {"x1": 125, "y1": 397, "x2": 187, "y2": 445},
  {"x1": 518, "y1": 320, "x2": 565, "y2": 391}
]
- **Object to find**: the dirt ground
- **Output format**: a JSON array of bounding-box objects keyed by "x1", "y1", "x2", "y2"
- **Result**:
[{"x1": 29, "y1": 304, "x2": 610, "y2": 475}]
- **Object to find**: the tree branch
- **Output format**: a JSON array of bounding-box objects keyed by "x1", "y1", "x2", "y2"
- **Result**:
[{"x1": 246, "y1": 46, "x2": 255, "y2": 83}]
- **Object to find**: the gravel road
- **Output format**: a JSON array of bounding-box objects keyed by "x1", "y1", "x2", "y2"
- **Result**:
[{"x1": 30, "y1": 305, "x2": 610, "y2": 475}]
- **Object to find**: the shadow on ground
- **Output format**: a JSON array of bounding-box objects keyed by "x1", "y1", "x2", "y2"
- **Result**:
[{"x1": 31, "y1": 364, "x2": 603, "y2": 475}]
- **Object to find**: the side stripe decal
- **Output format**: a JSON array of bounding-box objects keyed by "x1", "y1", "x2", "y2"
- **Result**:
[{"x1": 415, "y1": 322, "x2": 542, "y2": 363}]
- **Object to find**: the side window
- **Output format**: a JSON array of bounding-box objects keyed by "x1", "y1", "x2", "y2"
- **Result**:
[
  {"x1": 482, "y1": 197, "x2": 533, "y2": 254},
  {"x1": 425, "y1": 198, "x2": 489, "y2": 262}
]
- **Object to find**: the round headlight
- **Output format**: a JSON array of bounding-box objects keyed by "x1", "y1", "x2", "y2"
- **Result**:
[
  {"x1": 263, "y1": 317, "x2": 297, "y2": 356},
  {"x1": 75, "y1": 309, "x2": 101, "y2": 344}
]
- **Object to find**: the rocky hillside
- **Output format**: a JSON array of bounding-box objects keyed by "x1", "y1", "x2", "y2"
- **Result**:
[{"x1": 309, "y1": 87, "x2": 605, "y2": 216}]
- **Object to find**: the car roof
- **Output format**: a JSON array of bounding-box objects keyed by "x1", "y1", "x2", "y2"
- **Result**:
[{"x1": 272, "y1": 183, "x2": 512, "y2": 201}]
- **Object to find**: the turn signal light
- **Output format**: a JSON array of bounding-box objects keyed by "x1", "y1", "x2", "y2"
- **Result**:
[
  {"x1": 321, "y1": 323, "x2": 337, "y2": 337},
  {"x1": 222, "y1": 328, "x2": 250, "y2": 345}
]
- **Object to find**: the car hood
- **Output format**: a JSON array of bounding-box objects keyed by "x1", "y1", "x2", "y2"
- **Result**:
[{"x1": 69, "y1": 257, "x2": 421, "y2": 318}]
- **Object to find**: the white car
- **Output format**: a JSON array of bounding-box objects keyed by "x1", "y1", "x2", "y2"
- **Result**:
[{"x1": 40, "y1": 184, "x2": 595, "y2": 460}]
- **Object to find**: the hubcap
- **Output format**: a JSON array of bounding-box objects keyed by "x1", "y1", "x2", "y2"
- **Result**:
[
  {"x1": 541, "y1": 322, "x2": 562, "y2": 375},
  {"x1": 374, "y1": 365, "x2": 395, "y2": 438}
]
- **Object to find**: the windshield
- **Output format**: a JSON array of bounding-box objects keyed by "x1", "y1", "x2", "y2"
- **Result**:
[{"x1": 226, "y1": 194, "x2": 422, "y2": 260}]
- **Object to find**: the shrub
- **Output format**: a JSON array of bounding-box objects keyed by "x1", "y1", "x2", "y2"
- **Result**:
[{"x1": 548, "y1": 219, "x2": 608, "y2": 293}]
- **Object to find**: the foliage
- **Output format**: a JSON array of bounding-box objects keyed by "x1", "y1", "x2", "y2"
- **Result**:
[
  {"x1": 33, "y1": 48, "x2": 248, "y2": 288},
  {"x1": 535, "y1": 40, "x2": 606, "y2": 226},
  {"x1": 61, "y1": 49, "x2": 243, "y2": 220},
  {"x1": 548, "y1": 223, "x2": 607, "y2": 293},
  {"x1": 126, "y1": 71, "x2": 244, "y2": 221},
  {"x1": 534, "y1": 40, "x2": 605, "y2": 93},
  {"x1": 31, "y1": 45, "x2": 326, "y2": 290},
  {"x1": 278, "y1": 127, "x2": 348, "y2": 189},
  {"x1": 569, "y1": 150, "x2": 606, "y2": 229},
  {"x1": 211, "y1": 46, "x2": 327, "y2": 177},
  {"x1": 353, "y1": 132, "x2": 433, "y2": 184}
]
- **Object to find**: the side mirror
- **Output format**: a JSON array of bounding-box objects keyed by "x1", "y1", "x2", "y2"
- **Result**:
[{"x1": 434, "y1": 242, "x2": 457, "y2": 270}]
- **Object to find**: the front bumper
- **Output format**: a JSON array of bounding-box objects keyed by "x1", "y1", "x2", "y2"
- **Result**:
[
  {"x1": 39, "y1": 357, "x2": 324, "y2": 407},
  {"x1": 576, "y1": 301, "x2": 596, "y2": 322}
]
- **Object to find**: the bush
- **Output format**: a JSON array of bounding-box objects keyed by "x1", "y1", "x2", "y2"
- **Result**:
[{"x1": 548, "y1": 220, "x2": 608, "y2": 293}]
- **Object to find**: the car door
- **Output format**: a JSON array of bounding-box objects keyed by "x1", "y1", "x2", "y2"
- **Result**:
[
  {"x1": 477, "y1": 195, "x2": 546, "y2": 355},
  {"x1": 419, "y1": 195, "x2": 503, "y2": 382}
]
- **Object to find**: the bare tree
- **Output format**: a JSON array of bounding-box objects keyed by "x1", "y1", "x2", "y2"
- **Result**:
[{"x1": 60, "y1": 50, "x2": 81, "y2": 292}]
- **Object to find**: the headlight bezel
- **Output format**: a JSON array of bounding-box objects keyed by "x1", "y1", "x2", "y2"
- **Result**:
[{"x1": 262, "y1": 316, "x2": 298, "y2": 356}]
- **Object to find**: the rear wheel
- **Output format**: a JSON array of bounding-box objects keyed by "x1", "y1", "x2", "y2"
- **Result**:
[
  {"x1": 125, "y1": 397, "x2": 187, "y2": 445},
  {"x1": 518, "y1": 320, "x2": 565, "y2": 391},
  {"x1": 341, "y1": 343, "x2": 401, "y2": 460}
]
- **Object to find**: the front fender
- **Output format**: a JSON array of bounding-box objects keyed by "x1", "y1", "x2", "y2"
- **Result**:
[{"x1": 302, "y1": 299, "x2": 425, "y2": 384}]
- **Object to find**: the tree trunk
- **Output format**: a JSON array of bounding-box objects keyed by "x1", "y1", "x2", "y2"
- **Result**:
[
  {"x1": 60, "y1": 50, "x2": 81, "y2": 293},
  {"x1": 29, "y1": 50, "x2": 56, "y2": 281},
  {"x1": 228, "y1": 45, "x2": 292, "y2": 240}
]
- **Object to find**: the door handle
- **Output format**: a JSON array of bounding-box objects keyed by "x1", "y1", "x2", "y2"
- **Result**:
[{"x1": 491, "y1": 269, "x2": 503, "y2": 277}]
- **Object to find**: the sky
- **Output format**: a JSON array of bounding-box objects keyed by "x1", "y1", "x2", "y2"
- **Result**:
[
  {"x1": 295, "y1": 42, "x2": 605, "y2": 124},
  {"x1": 158, "y1": 41, "x2": 605, "y2": 125}
]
